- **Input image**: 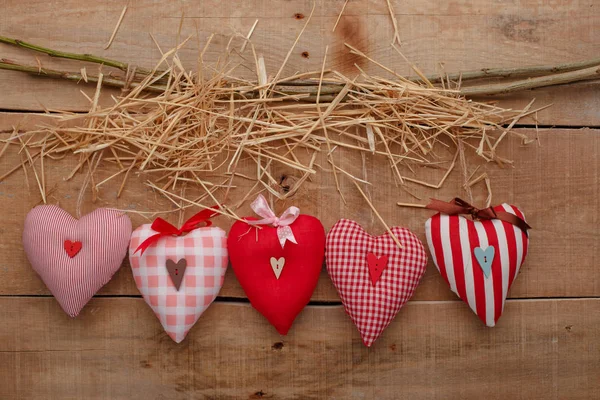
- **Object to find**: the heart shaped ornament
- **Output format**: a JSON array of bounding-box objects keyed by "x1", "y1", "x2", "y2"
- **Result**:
[
  {"x1": 326, "y1": 219, "x2": 428, "y2": 347},
  {"x1": 23, "y1": 205, "x2": 132, "y2": 317},
  {"x1": 228, "y1": 195, "x2": 325, "y2": 335},
  {"x1": 129, "y1": 212, "x2": 228, "y2": 343},
  {"x1": 425, "y1": 202, "x2": 529, "y2": 327}
]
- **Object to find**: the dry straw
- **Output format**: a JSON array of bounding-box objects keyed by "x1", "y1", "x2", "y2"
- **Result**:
[{"x1": 0, "y1": 23, "x2": 565, "y2": 237}]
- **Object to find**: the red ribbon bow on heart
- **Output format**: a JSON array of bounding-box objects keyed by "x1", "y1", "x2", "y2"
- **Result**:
[
  {"x1": 426, "y1": 198, "x2": 531, "y2": 233},
  {"x1": 135, "y1": 206, "x2": 220, "y2": 254}
]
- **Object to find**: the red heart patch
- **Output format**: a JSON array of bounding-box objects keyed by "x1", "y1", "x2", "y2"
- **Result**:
[
  {"x1": 23, "y1": 206, "x2": 132, "y2": 317},
  {"x1": 367, "y1": 253, "x2": 388, "y2": 285},
  {"x1": 228, "y1": 215, "x2": 325, "y2": 335},
  {"x1": 64, "y1": 240, "x2": 82, "y2": 258},
  {"x1": 425, "y1": 203, "x2": 529, "y2": 327},
  {"x1": 326, "y1": 219, "x2": 427, "y2": 347}
]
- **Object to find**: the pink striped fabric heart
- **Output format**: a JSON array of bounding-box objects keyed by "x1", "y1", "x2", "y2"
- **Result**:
[
  {"x1": 326, "y1": 219, "x2": 428, "y2": 347},
  {"x1": 23, "y1": 206, "x2": 132, "y2": 317},
  {"x1": 129, "y1": 225, "x2": 228, "y2": 343},
  {"x1": 425, "y1": 203, "x2": 529, "y2": 327}
]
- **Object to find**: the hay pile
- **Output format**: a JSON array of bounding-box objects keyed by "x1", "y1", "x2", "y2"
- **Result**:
[{"x1": 0, "y1": 29, "x2": 542, "y2": 226}]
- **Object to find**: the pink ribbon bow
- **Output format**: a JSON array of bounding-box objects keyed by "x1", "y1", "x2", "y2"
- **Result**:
[{"x1": 247, "y1": 194, "x2": 299, "y2": 248}]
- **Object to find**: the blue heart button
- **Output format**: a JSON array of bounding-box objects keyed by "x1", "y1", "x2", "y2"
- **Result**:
[{"x1": 474, "y1": 246, "x2": 495, "y2": 278}]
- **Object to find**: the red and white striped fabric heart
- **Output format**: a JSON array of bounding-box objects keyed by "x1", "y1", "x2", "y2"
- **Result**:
[
  {"x1": 326, "y1": 219, "x2": 428, "y2": 347},
  {"x1": 129, "y1": 225, "x2": 228, "y2": 343},
  {"x1": 23, "y1": 206, "x2": 132, "y2": 317},
  {"x1": 425, "y1": 203, "x2": 529, "y2": 327}
]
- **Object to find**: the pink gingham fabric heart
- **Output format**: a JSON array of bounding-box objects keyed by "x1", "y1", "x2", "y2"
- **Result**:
[
  {"x1": 23, "y1": 205, "x2": 132, "y2": 317},
  {"x1": 129, "y1": 225, "x2": 228, "y2": 343},
  {"x1": 326, "y1": 219, "x2": 427, "y2": 347}
]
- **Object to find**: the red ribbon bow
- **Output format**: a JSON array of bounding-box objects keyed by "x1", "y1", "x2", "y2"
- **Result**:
[
  {"x1": 135, "y1": 206, "x2": 220, "y2": 255},
  {"x1": 426, "y1": 198, "x2": 531, "y2": 233}
]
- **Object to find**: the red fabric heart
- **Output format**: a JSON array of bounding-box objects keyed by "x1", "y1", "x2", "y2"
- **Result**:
[
  {"x1": 64, "y1": 240, "x2": 82, "y2": 258},
  {"x1": 228, "y1": 215, "x2": 325, "y2": 335},
  {"x1": 23, "y1": 206, "x2": 132, "y2": 317},
  {"x1": 326, "y1": 219, "x2": 427, "y2": 347},
  {"x1": 425, "y1": 203, "x2": 529, "y2": 327}
]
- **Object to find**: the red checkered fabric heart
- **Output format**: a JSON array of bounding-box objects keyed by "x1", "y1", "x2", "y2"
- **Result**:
[
  {"x1": 129, "y1": 225, "x2": 228, "y2": 343},
  {"x1": 326, "y1": 219, "x2": 427, "y2": 347},
  {"x1": 425, "y1": 203, "x2": 529, "y2": 327},
  {"x1": 22, "y1": 206, "x2": 132, "y2": 317}
]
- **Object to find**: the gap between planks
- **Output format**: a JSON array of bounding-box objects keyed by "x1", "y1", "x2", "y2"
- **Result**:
[
  {"x1": 1, "y1": 111, "x2": 599, "y2": 130},
  {"x1": 1, "y1": 295, "x2": 599, "y2": 304}
]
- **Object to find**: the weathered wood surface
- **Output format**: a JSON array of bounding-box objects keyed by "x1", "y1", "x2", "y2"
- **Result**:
[
  {"x1": 1, "y1": 1, "x2": 599, "y2": 399},
  {"x1": 1, "y1": 113, "x2": 599, "y2": 301},
  {"x1": 0, "y1": 0, "x2": 599, "y2": 125},
  {"x1": 0, "y1": 297, "x2": 599, "y2": 400}
]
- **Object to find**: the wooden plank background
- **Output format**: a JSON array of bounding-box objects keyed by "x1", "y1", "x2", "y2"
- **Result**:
[{"x1": 0, "y1": 0, "x2": 599, "y2": 399}]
